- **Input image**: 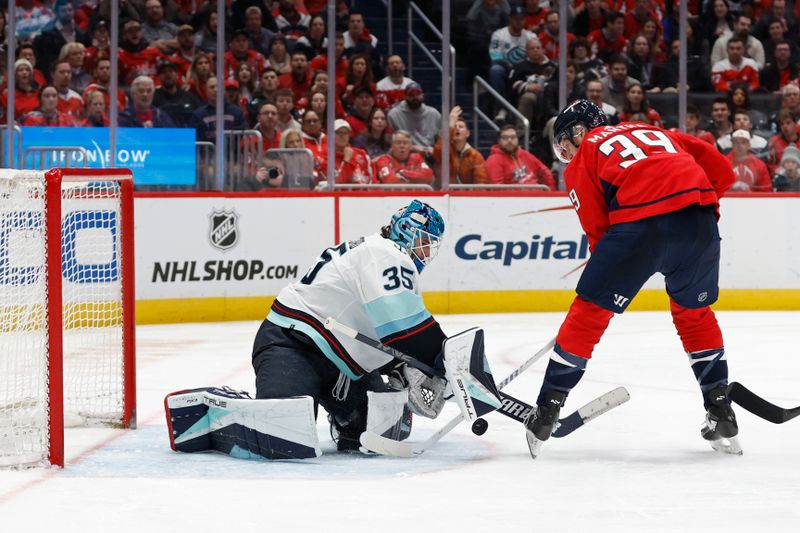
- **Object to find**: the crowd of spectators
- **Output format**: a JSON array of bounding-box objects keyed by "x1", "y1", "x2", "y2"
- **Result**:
[{"x1": 1, "y1": 0, "x2": 799, "y2": 191}]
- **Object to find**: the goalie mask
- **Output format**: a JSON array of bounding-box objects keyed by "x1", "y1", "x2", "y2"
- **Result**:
[{"x1": 387, "y1": 200, "x2": 445, "y2": 273}]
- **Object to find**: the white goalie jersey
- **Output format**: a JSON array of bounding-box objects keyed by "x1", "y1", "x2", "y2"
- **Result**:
[{"x1": 267, "y1": 233, "x2": 433, "y2": 380}]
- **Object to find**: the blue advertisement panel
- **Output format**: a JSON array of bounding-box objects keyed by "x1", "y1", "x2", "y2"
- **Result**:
[{"x1": 18, "y1": 127, "x2": 196, "y2": 185}]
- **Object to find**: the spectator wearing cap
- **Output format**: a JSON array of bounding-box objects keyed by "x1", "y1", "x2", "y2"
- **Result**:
[
  {"x1": 82, "y1": 22, "x2": 111, "y2": 75},
  {"x1": 243, "y1": 5, "x2": 276, "y2": 56},
  {"x1": 726, "y1": 129, "x2": 772, "y2": 192},
  {"x1": 372, "y1": 130, "x2": 434, "y2": 185},
  {"x1": 0, "y1": 59, "x2": 41, "y2": 121},
  {"x1": 119, "y1": 76, "x2": 176, "y2": 128},
  {"x1": 170, "y1": 24, "x2": 202, "y2": 81},
  {"x1": 33, "y1": 0, "x2": 90, "y2": 80},
  {"x1": 345, "y1": 86, "x2": 375, "y2": 139},
  {"x1": 772, "y1": 145, "x2": 800, "y2": 191},
  {"x1": 273, "y1": 0, "x2": 312, "y2": 43},
  {"x1": 266, "y1": 34, "x2": 292, "y2": 74},
  {"x1": 225, "y1": 29, "x2": 268, "y2": 80},
  {"x1": 17, "y1": 44, "x2": 48, "y2": 89},
  {"x1": 190, "y1": 76, "x2": 247, "y2": 141},
  {"x1": 153, "y1": 60, "x2": 199, "y2": 127},
  {"x1": 50, "y1": 60, "x2": 84, "y2": 121},
  {"x1": 716, "y1": 109, "x2": 768, "y2": 155},
  {"x1": 142, "y1": 0, "x2": 179, "y2": 49},
  {"x1": 433, "y1": 105, "x2": 489, "y2": 185},
  {"x1": 386, "y1": 83, "x2": 442, "y2": 155},
  {"x1": 488, "y1": 3, "x2": 535, "y2": 105},
  {"x1": 766, "y1": 109, "x2": 800, "y2": 172},
  {"x1": 485, "y1": 124, "x2": 555, "y2": 189},
  {"x1": 81, "y1": 57, "x2": 129, "y2": 113},
  {"x1": 223, "y1": 79, "x2": 252, "y2": 124},
  {"x1": 319, "y1": 119, "x2": 372, "y2": 184},
  {"x1": 119, "y1": 20, "x2": 168, "y2": 87},
  {"x1": 275, "y1": 88, "x2": 302, "y2": 132},
  {"x1": 278, "y1": 51, "x2": 313, "y2": 103},
  {"x1": 376, "y1": 54, "x2": 416, "y2": 110}
]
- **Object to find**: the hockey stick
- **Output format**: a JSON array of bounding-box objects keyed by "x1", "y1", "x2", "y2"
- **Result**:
[{"x1": 728, "y1": 382, "x2": 800, "y2": 424}]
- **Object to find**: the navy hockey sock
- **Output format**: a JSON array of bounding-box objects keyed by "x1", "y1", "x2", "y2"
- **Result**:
[
  {"x1": 687, "y1": 348, "x2": 728, "y2": 407},
  {"x1": 537, "y1": 344, "x2": 588, "y2": 405}
]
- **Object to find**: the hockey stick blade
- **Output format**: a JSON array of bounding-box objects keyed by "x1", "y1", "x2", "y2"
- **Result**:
[
  {"x1": 551, "y1": 386, "x2": 630, "y2": 438},
  {"x1": 728, "y1": 382, "x2": 800, "y2": 424},
  {"x1": 360, "y1": 387, "x2": 629, "y2": 456}
]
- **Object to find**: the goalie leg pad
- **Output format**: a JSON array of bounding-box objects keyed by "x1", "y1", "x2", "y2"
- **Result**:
[
  {"x1": 165, "y1": 388, "x2": 321, "y2": 460},
  {"x1": 366, "y1": 389, "x2": 412, "y2": 442},
  {"x1": 442, "y1": 328, "x2": 502, "y2": 421}
]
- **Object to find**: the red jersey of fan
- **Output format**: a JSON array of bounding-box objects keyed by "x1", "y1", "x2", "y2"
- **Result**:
[
  {"x1": 538, "y1": 30, "x2": 575, "y2": 61},
  {"x1": 565, "y1": 122, "x2": 735, "y2": 251},
  {"x1": 319, "y1": 146, "x2": 372, "y2": 184},
  {"x1": 118, "y1": 47, "x2": 166, "y2": 86},
  {"x1": 726, "y1": 152, "x2": 772, "y2": 192},
  {"x1": 587, "y1": 30, "x2": 627, "y2": 58},
  {"x1": 372, "y1": 153, "x2": 433, "y2": 184},
  {"x1": 224, "y1": 50, "x2": 268, "y2": 79},
  {"x1": 618, "y1": 108, "x2": 663, "y2": 128}
]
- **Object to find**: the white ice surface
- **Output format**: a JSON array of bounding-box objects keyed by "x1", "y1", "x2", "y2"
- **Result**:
[{"x1": 2, "y1": 311, "x2": 800, "y2": 532}]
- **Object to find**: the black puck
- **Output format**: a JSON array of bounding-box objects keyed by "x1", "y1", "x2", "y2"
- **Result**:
[{"x1": 471, "y1": 418, "x2": 488, "y2": 436}]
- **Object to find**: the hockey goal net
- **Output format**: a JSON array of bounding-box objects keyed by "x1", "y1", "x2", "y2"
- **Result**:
[{"x1": 0, "y1": 168, "x2": 136, "y2": 468}]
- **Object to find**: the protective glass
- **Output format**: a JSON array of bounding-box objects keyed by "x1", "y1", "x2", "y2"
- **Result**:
[{"x1": 552, "y1": 123, "x2": 585, "y2": 164}]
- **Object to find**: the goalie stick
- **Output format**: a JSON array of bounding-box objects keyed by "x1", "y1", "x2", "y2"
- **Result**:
[
  {"x1": 324, "y1": 318, "x2": 629, "y2": 456},
  {"x1": 728, "y1": 382, "x2": 800, "y2": 424}
]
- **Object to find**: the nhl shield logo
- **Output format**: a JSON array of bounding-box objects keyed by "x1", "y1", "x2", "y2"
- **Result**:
[{"x1": 209, "y1": 210, "x2": 239, "y2": 251}]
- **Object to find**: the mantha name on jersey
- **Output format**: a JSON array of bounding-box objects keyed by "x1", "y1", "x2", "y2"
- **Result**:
[{"x1": 267, "y1": 233, "x2": 444, "y2": 379}]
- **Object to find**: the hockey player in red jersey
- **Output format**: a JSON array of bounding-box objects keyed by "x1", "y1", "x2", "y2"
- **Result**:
[{"x1": 525, "y1": 100, "x2": 740, "y2": 457}]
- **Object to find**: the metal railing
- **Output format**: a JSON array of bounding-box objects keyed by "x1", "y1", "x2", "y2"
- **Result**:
[
  {"x1": 379, "y1": 0, "x2": 394, "y2": 55},
  {"x1": 472, "y1": 76, "x2": 530, "y2": 152},
  {"x1": 450, "y1": 183, "x2": 551, "y2": 191},
  {"x1": 22, "y1": 146, "x2": 89, "y2": 170},
  {"x1": 196, "y1": 141, "x2": 216, "y2": 190},
  {"x1": 222, "y1": 130, "x2": 263, "y2": 191},
  {"x1": 407, "y1": 2, "x2": 456, "y2": 103},
  {"x1": 0, "y1": 126, "x2": 23, "y2": 168},
  {"x1": 329, "y1": 183, "x2": 434, "y2": 191}
]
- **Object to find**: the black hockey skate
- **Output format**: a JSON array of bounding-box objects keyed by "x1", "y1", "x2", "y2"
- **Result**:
[
  {"x1": 701, "y1": 385, "x2": 742, "y2": 455},
  {"x1": 524, "y1": 390, "x2": 566, "y2": 459}
]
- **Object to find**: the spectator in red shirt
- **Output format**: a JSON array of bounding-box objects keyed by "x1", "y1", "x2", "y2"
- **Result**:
[
  {"x1": 539, "y1": 11, "x2": 575, "y2": 61},
  {"x1": 225, "y1": 29, "x2": 268, "y2": 80},
  {"x1": 17, "y1": 44, "x2": 47, "y2": 88},
  {"x1": 309, "y1": 32, "x2": 348, "y2": 87},
  {"x1": 319, "y1": 119, "x2": 372, "y2": 184},
  {"x1": 51, "y1": 60, "x2": 84, "y2": 121},
  {"x1": 711, "y1": 36, "x2": 760, "y2": 92},
  {"x1": 618, "y1": 83, "x2": 663, "y2": 127},
  {"x1": 486, "y1": 124, "x2": 556, "y2": 189},
  {"x1": 118, "y1": 20, "x2": 167, "y2": 87},
  {"x1": 372, "y1": 130, "x2": 434, "y2": 185},
  {"x1": 300, "y1": 109, "x2": 327, "y2": 159},
  {"x1": 187, "y1": 52, "x2": 213, "y2": 102},
  {"x1": 523, "y1": 0, "x2": 549, "y2": 33},
  {"x1": 21, "y1": 85, "x2": 77, "y2": 127},
  {"x1": 80, "y1": 90, "x2": 110, "y2": 127},
  {"x1": 589, "y1": 11, "x2": 628, "y2": 62},
  {"x1": 254, "y1": 102, "x2": 282, "y2": 152},
  {"x1": 623, "y1": 0, "x2": 662, "y2": 39},
  {"x1": 767, "y1": 109, "x2": 800, "y2": 171},
  {"x1": 278, "y1": 51, "x2": 312, "y2": 102},
  {"x1": 727, "y1": 129, "x2": 772, "y2": 191},
  {"x1": 0, "y1": 59, "x2": 40, "y2": 121},
  {"x1": 81, "y1": 57, "x2": 128, "y2": 113},
  {"x1": 670, "y1": 104, "x2": 715, "y2": 145},
  {"x1": 345, "y1": 86, "x2": 375, "y2": 139}
]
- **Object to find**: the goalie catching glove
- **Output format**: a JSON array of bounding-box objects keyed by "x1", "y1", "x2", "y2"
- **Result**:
[{"x1": 388, "y1": 363, "x2": 447, "y2": 419}]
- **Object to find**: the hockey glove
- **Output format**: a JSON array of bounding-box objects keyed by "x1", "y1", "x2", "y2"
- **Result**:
[{"x1": 402, "y1": 366, "x2": 447, "y2": 419}]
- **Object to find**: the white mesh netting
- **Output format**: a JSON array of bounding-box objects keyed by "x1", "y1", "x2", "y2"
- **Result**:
[{"x1": 0, "y1": 170, "x2": 128, "y2": 467}]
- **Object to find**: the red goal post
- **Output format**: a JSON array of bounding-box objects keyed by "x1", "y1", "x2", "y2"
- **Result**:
[{"x1": 0, "y1": 168, "x2": 136, "y2": 468}]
